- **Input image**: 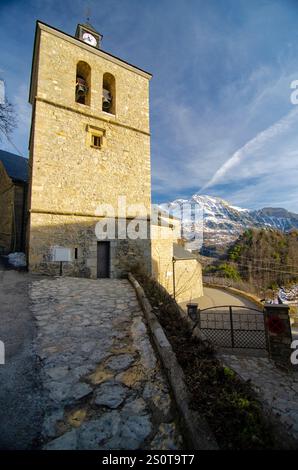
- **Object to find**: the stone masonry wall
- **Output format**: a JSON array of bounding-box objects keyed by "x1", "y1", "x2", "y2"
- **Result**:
[
  {"x1": 30, "y1": 100, "x2": 151, "y2": 216},
  {"x1": 174, "y1": 259, "x2": 203, "y2": 304},
  {"x1": 151, "y1": 224, "x2": 203, "y2": 304},
  {"x1": 29, "y1": 212, "x2": 151, "y2": 278},
  {"x1": 151, "y1": 224, "x2": 174, "y2": 293},
  {"x1": 34, "y1": 29, "x2": 150, "y2": 133},
  {"x1": 28, "y1": 24, "x2": 152, "y2": 277}
]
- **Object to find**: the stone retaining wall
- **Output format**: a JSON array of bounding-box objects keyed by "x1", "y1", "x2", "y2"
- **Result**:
[{"x1": 128, "y1": 273, "x2": 218, "y2": 450}]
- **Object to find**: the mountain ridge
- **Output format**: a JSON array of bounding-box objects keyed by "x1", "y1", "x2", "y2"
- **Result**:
[{"x1": 160, "y1": 194, "x2": 298, "y2": 254}]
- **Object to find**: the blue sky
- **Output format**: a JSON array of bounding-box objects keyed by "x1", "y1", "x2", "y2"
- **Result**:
[{"x1": 1, "y1": 0, "x2": 298, "y2": 211}]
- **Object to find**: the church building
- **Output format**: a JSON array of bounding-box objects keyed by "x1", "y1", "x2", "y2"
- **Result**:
[
  {"x1": 28, "y1": 21, "x2": 152, "y2": 278},
  {"x1": 26, "y1": 20, "x2": 203, "y2": 303}
]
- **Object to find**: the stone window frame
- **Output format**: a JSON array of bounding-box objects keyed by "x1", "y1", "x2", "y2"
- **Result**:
[
  {"x1": 75, "y1": 61, "x2": 91, "y2": 106},
  {"x1": 86, "y1": 124, "x2": 106, "y2": 150},
  {"x1": 91, "y1": 134, "x2": 102, "y2": 149},
  {"x1": 102, "y1": 72, "x2": 116, "y2": 115}
]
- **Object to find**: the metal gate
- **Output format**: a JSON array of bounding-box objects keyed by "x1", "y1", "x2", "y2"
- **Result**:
[{"x1": 198, "y1": 305, "x2": 268, "y2": 349}]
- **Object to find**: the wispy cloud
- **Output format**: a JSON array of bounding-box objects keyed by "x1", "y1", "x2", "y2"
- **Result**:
[{"x1": 201, "y1": 107, "x2": 298, "y2": 191}]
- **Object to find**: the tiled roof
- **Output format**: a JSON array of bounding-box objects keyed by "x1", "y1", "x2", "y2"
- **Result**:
[
  {"x1": 0, "y1": 149, "x2": 28, "y2": 182},
  {"x1": 173, "y1": 243, "x2": 197, "y2": 260}
]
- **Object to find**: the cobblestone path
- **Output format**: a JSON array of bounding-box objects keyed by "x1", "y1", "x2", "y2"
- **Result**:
[
  {"x1": 220, "y1": 354, "x2": 298, "y2": 442},
  {"x1": 30, "y1": 277, "x2": 182, "y2": 450}
]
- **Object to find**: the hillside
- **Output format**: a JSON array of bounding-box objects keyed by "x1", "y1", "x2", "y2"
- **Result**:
[
  {"x1": 205, "y1": 228, "x2": 298, "y2": 291},
  {"x1": 228, "y1": 228, "x2": 298, "y2": 286}
]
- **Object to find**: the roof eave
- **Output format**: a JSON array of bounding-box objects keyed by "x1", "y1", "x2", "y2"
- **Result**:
[{"x1": 29, "y1": 21, "x2": 41, "y2": 105}]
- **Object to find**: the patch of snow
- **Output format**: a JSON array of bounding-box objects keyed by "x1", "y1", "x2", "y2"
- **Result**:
[
  {"x1": 229, "y1": 205, "x2": 249, "y2": 212},
  {"x1": 8, "y1": 252, "x2": 27, "y2": 267}
]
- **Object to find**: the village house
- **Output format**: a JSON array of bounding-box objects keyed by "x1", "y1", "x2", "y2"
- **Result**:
[{"x1": 0, "y1": 150, "x2": 28, "y2": 254}]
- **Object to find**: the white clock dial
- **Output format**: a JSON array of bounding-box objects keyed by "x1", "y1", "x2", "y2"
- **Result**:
[{"x1": 82, "y1": 32, "x2": 97, "y2": 47}]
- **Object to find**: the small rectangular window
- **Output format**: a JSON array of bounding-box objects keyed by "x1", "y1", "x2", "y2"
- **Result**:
[
  {"x1": 91, "y1": 135, "x2": 102, "y2": 148},
  {"x1": 86, "y1": 125, "x2": 105, "y2": 149},
  {"x1": 74, "y1": 248, "x2": 78, "y2": 260}
]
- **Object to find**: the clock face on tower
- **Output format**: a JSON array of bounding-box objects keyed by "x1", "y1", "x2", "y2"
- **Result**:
[{"x1": 82, "y1": 31, "x2": 97, "y2": 47}]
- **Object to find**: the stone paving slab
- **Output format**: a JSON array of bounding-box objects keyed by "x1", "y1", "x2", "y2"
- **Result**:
[
  {"x1": 219, "y1": 353, "x2": 298, "y2": 443},
  {"x1": 29, "y1": 277, "x2": 183, "y2": 450}
]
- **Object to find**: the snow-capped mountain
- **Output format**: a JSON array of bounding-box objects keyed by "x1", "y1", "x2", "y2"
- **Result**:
[{"x1": 160, "y1": 195, "x2": 298, "y2": 253}]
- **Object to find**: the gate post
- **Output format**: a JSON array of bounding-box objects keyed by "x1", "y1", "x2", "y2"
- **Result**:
[
  {"x1": 229, "y1": 306, "x2": 235, "y2": 348},
  {"x1": 263, "y1": 304, "x2": 292, "y2": 366}
]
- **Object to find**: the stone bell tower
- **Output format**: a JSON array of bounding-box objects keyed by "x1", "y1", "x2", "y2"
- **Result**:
[{"x1": 27, "y1": 21, "x2": 152, "y2": 278}]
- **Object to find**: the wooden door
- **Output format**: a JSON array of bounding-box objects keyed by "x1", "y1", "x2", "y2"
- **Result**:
[{"x1": 97, "y1": 241, "x2": 110, "y2": 278}]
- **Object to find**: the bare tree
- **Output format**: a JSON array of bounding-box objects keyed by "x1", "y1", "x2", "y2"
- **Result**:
[{"x1": 0, "y1": 100, "x2": 17, "y2": 141}]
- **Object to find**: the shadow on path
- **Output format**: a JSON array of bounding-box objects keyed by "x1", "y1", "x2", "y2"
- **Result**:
[{"x1": 0, "y1": 264, "x2": 43, "y2": 449}]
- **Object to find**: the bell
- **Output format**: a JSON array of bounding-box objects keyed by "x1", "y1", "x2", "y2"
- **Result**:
[
  {"x1": 76, "y1": 76, "x2": 88, "y2": 96},
  {"x1": 76, "y1": 84, "x2": 87, "y2": 96},
  {"x1": 102, "y1": 88, "x2": 112, "y2": 111}
]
